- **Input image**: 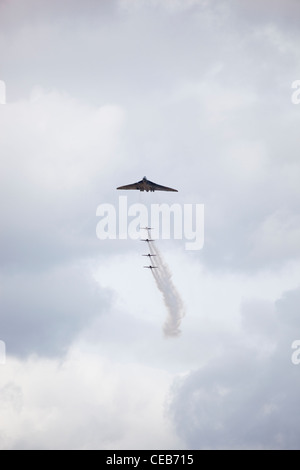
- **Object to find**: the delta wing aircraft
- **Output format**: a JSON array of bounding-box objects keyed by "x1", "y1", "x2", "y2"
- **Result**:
[{"x1": 117, "y1": 176, "x2": 178, "y2": 192}]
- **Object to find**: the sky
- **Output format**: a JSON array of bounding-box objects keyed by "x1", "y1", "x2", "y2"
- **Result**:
[{"x1": 1, "y1": 0, "x2": 300, "y2": 450}]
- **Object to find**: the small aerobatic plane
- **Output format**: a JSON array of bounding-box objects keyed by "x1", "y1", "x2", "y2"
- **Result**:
[
  {"x1": 141, "y1": 238, "x2": 154, "y2": 243},
  {"x1": 142, "y1": 254, "x2": 156, "y2": 258},
  {"x1": 143, "y1": 266, "x2": 158, "y2": 270},
  {"x1": 117, "y1": 176, "x2": 178, "y2": 192}
]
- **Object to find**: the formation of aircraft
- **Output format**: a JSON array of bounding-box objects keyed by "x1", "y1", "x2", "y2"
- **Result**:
[
  {"x1": 140, "y1": 228, "x2": 158, "y2": 270},
  {"x1": 117, "y1": 176, "x2": 178, "y2": 193},
  {"x1": 116, "y1": 178, "x2": 177, "y2": 270}
]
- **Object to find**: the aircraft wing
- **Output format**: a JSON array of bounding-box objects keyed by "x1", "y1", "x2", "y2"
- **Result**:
[
  {"x1": 147, "y1": 179, "x2": 178, "y2": 192},
  {"x1": 116, "y1": 180, "x2": 142, "y2": 190}
]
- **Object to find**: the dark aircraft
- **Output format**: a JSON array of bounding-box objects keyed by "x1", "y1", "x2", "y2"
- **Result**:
[
  {"x1": 141, "y1": 238, "x2": 154, "y2": 243},
  {"x1": 117, "y1": 176, "x2": 178, "y2": 192},
  {"x1": 142, "y1": 254, "x2": 156, "y2": 257},
  {"x1": 144, "y1": 266, "x2": 158, "y2": 269}
]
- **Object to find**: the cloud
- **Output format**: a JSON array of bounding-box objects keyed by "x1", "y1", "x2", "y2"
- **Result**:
[
  {"x1": 0, "y1": 263, "x2": 111, "y2": 357},
  {"x1": 169, "y1": 289, "x2": 300, "y2": 449},
  {"x1": 0, "y1": 346, "x2": 182, "y2": 450},
  {"x1": 228, "y1": 0, "x2": 300, "y2": 31},
  {"x1": 249, "y1": 210, "x2": 300, "y2": 266},
  {"x1": 1, "y1": 0, "x2": 300, "y2": 450},
  {"x1": 0, "y1": 89, "x2": 124, "y2": 357},
  {"x1": 0, "y1": 89, "x2": 124, "y2": 270}
]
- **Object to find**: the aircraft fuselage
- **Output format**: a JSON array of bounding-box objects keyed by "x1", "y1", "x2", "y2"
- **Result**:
[{"x1": 140, "y1": 177, "x2": 154, "y2": 192}]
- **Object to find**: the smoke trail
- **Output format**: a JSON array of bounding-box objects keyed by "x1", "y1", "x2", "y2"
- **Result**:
[{"x1": 147, "y1": 232, "x2": 185, "y2": 337}]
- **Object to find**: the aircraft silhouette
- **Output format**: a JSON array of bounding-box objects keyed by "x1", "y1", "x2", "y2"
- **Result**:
[{"x1": 117, "y1": 176, "x2": 178, "y2": 192}]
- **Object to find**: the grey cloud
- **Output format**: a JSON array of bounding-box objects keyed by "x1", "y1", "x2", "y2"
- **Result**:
[
  {"x1": 169, "y1": 289, "x2": 300, "y2": 449},
  {"x1": 228, "y1": 0, "x2": 300, "y2": 30},
  {"x1": 276, "y1": 287, "x2": 300, "y2": 332},
  {"x1": 0, "y1": 263, "x2": 111, "y2": 357}
]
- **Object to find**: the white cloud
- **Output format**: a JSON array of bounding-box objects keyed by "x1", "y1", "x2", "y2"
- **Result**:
[
  {"x1": 0, "y1": 89, "x2": 124, "y2": 190},
  {"x1": 250, "y1": 211, "x2": 300, "y2": 265},
  {"x1": 172, "y1": 78, "x2": 258, "y2": 127},
  {"x1": 0, "y1": 89, "x2": 125, "y2": 269},
  {"x1": 0, "y1": 347, "x2": 182, "y2": 450}
]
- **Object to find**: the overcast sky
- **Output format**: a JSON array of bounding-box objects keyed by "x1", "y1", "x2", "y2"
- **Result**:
[{"x1": 1, "y1": 0, "x2": 300, "y2": 450}]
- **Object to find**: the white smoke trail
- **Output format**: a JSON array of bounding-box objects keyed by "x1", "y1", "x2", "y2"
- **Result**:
[{"x1": 147, "y1": 233, "x2": 185, "y2": 337}]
